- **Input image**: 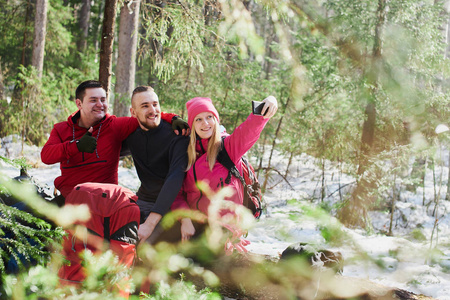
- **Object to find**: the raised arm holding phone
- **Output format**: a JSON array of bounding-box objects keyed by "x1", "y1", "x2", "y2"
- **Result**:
[{"x1": 171, "y1": 95, "x2": 278, "y2": 253}]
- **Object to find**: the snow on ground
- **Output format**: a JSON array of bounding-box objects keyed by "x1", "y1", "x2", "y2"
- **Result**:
[{"x1": 1, "y1": 136, "x2": 450, "y2": 299}]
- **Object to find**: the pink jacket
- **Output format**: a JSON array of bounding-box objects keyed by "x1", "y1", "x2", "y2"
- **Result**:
[{"x1": 171, "y1": 113, "x2": 268, "y2": 215}]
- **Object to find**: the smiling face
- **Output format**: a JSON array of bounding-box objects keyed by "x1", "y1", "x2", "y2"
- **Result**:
[
  {"x1": 193, "y1": 111, "x2": 216, "y2": 139},
  {"x1": 76, "y1": 87, "x2": 107, "y2": 128},
  {"x1": 130, "y1": 90, "x2": 161, "y2": 131}
]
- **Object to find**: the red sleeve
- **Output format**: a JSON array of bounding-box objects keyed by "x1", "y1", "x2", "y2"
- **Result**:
[
  {"x1": 41, "y1": 126, "x2": 79, "y2": 164},
  {"x1": 161, "y1": 112, "x2": 178, "y2": 124},
  {"x1": 114, "y1": 117, "x2": 139, "y2": 141}
]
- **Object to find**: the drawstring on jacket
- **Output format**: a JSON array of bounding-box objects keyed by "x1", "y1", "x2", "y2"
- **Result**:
[
  {"x1": 94, "y1": 123, "x2": 102, "y2": 158},
  {"x1": 68, "y1": 125, "x2": 77, "y2": 163},
  {"x1": 194, "y1": 137, "x2": 206, "y2": 211}
]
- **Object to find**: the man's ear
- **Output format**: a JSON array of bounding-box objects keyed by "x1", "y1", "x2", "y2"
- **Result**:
[
  {"x1": 75, "y1": 98, "x2": 82, "y2": 109},
  {"x1": 130, "y1": 107, "x2": 136, "y2": 117}
]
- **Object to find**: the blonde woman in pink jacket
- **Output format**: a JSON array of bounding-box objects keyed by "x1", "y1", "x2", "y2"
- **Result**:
[{"x1": 171, "y1": 96, "x2": 277, "y2": 253}]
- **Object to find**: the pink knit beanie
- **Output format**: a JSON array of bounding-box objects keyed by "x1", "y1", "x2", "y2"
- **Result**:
[{"x1": 186, "y1": 97, "x2": 220, "y2": 128}]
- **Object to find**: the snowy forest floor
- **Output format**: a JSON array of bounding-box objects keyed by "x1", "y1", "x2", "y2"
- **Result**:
[{"x1": 1, "y1": 135, "x2": 450, "y2": 299}]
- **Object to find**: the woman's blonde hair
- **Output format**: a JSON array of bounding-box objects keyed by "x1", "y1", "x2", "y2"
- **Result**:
[{"x1": 187, "y1": 116, "x2": 222, "y2": 171}]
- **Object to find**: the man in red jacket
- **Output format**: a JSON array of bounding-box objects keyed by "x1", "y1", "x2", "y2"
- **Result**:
[{"x1": 40, "y1": 80, "x2": 187, "y2": 203}]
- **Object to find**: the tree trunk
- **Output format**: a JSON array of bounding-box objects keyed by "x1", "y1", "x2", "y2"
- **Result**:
[
  {"x1": 264, "y1": 19, "x2": 276, "y2": 79},
  {"x1": 340, "y1": 0, "x2": 386, "y2": 228},
  {"x1": 77, "y1": 0, "x2": 91, "y2": 54},
  {"x1": 32, "y1": 0, "x2": 48, "y2": 77},
  {"x1": 443, "y1": 2, "x2": 450, "y2": 201},
  {"x1": 145, "y1": 0, "x2": 170, "y2": 89},
  {"x1": 321, "y1": 157, "x2": 326, "y2": 202},
  {"x1": 433, "y1": 159, "x2": 437, "y2": 211},
  {"x1": 0, "y1": 58, "x2": 3, "y2": 101},
  {"x1": 357, "y1": 0, "x2": 385, "y2": 175},
  {"x1": 446, "y1": 151, "x2": 450, "y2": 200},
  {"x1": 445, "y1": 4, "x2": 450, "y2": 59},
  {"x1": 388, "y1": 173, "x2": 396, "y2": 236},
  {"x1": 284, "y1": 151, "x2": 293, "y2": 178},
  {"x1": 338, "y1": 159, "x2": 343, "y2": 202},
  {"x1": 257, "y1": 133, "x2": 267, "y2": 177},
  {"x1": 424, "y1": 156, "x2": 428, "y2": 205},
  {"x1": 204, "y1": 0, "x2": 220, "y2": 47},
  {"x1": 99, "y1": 0, "x2": 119, "y2": 100},
  {"x1": 93, "y1": 1, "x2": 105, "y2": 55},
  {"x1": 21, "y1": 0, "x2": 33, "y2": 67},
  {"x1": 204, "y1": 0, "x2": 220, "y2": 26},
  {"x1": 148, "y1": 36, "x2": 161, "y2": 88},
  {"x1": 114, "y1": 0, "x2": 141, "y2": 117}
]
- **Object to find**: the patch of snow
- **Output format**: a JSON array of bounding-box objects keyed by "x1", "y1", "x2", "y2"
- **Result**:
[{"x1": 2, "y1": 136, "x2": 450, "y2": 299}]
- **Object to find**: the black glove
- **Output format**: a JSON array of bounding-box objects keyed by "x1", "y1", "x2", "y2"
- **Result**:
[
  {"x1": 172, "y1": 116, "x2": 190, "y2": 134},
  {"x1": 76, "y1": 131, "x2": 97, "y2": 153}
]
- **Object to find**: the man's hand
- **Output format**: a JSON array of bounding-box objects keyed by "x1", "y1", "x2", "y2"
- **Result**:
[
  {"x1": 138, "y1": 222, "x2": 156, "y2": 242},
  {"x1": 180, "y1": 218, "x2": 196, "y2": 242},
  {"x1": 138, "y1": 212, "x2": 162, "y2": 242},
  {"x1": 260, "y1": 96, "x2": 278, "y2": 119},
  {"x1": 77, "y1": 127, "x2": 97, "y2": 153},
  {"x1": 172, "y1": 116, "x2": 191, "y2": 136}
]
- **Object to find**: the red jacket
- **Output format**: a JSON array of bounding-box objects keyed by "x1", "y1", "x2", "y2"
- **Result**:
[
  {"x1": 171, "y1": 113, "x2": 268, "y2": 215},
  {"x1": 41, "y1": 111, "x2": 176, "y2": 197}
]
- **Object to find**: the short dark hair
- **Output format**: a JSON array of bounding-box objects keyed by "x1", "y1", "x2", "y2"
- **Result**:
[
  {"x1": 132, "y1": 86, "x2": 154, "y2": 97},
  {"x1": 76, "y1": 80, "x2": 104, "y2": 101}
]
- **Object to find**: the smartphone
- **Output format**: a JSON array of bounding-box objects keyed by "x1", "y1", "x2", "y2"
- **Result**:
[{"x1": 252, "y1": 101, "x2": 265, "y2": 116}]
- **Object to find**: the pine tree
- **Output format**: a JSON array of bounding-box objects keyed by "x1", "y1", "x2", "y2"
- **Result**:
[{"x1": 0, "y1": 156, "x2": 63, "y2": 274}]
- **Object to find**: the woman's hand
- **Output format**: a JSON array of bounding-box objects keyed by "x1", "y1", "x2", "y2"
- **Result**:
[
  {"x1": 261, "y1": 95, "x2": 278, "y2": 119},
  {"x1": 180, "y1": 218, "x2": 196, "y2": 242}
]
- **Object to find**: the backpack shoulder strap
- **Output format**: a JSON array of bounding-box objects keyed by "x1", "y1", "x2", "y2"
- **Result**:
[
  {"x1": 216, "y1": 137, "x2": 246, "y2": 185},
  {"x1": 216, "y1": 138, "x2": 259, "y2": 212},
  {"x1": 216, "y1": 137, "x2": 233, "y2": 170},
  {"x1": 192, "y1": 160, "x2": 203, "y2": 211}
]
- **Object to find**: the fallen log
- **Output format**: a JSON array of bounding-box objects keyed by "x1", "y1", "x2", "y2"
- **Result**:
[
  {"x1": 138, "y1": 237, "x2": 436, "y2": 300},
  {"x1": 186, "y1": 252, "x2": 436, "y2": 300}
]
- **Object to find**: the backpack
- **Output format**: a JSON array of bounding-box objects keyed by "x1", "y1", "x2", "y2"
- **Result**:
[
  {"x1": 217, "y1": 138, "x2": 263, "y2": 219},
  {"x1": 59, "y1": 182, "x2": 140, "y2": 293}
]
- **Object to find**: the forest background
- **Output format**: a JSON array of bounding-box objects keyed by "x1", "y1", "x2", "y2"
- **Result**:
[{"x1": 1, "y1": 0, "x2": 450, "y2": 298}]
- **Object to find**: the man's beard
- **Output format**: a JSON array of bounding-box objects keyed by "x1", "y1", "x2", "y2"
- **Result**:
[{"x1": 140, "y1": 115, "x2": 161, "y2": 130}]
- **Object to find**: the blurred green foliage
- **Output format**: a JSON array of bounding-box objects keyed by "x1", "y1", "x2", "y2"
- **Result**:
[{"x1": 0, "y1": 0, "x2": 450, "y2": 297}]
